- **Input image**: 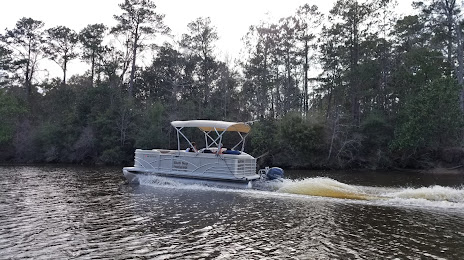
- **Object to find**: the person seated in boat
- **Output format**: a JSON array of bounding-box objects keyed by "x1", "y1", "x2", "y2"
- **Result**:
[
  {"x1": 223, "y1": 147, "x2": 241, "y2": 155},
  {"x1": 185, "y1": 142, "x2": 197, "y2": 152},
  {"x1": 215, "y1": 144, "x2": 225, "y2": 154}
]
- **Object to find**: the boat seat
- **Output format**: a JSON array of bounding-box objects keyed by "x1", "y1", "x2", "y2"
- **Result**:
[{"x1": 223, "y1": 150, "x2": 241, "y2": 155}]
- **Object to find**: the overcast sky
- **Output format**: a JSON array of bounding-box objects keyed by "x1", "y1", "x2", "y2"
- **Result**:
[{"x1": 1, "y1": 0, "x2": 414, "y2": 78}]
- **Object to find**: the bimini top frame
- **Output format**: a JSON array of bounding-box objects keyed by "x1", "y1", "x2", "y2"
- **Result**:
[{"x1": 171, "y1": 120, "x2": 251, "y2": 152}]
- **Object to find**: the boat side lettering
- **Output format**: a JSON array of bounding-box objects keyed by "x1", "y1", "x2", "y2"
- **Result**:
[{"x1": 173, "y1": 159, "x2": 189, "y2": 171}]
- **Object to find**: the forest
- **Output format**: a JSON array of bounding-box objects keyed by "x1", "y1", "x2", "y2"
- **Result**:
[{"x1": 1, "y1": 0, "x2": 464, "y2": 170}]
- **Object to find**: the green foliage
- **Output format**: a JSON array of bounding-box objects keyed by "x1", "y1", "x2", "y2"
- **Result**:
[
  {"x1": 180, "y1": 17, "x2": 221, "y2": 116},
  {"x1": 2, "y1": 1, "x2": 464, "y2": 169},
  {"x1": 361, "y1": 111, "x2": 393, "y2": 150},
  {"x1": 99, "y1": 147, "x2": 123, "y2": 165},
  {"x1": 360, "y1": 111, "x2": 394, "y2": 168},
  {"x1": 278, "y1": 113, "x2": 326, "y2": 158},
  {"x1": 79, "y1": 24, "x2": 107, "y2": 58},
  {"x1": 2, "y1": 17, "x2": 45, "y2": 98},
  {"x1": 392, "y1": 78, "x2": 464, "y2": 151},
  {"x1": 250, "y1": 114, "x2": 327, "y2": 168},
  {"x1": 44, "y1": 26, "x2": 79, "y2": 84},
  {"x1": 112, "y1": 0, "x2": 170, "y2": 95},
  {"x1": 112, "y1": 0, "x2": 169, "y2": 36},
  {"x1": 35, "y1": 121, "x2": 63, "y2": 162},
  {"x1": 79, "y1": 23, "x2": 107, "y2": 84},
  {"x1": 180, "y1": 17, "x2": 218, "y2": 58},
  {"x1": 391, "y1": 47, "x2": 450, "y2": 102},
  {"x1": 0, "y1": 45, "x2": 14, "y2": 86},
  {"x1": 135, "y1": 102, "x2": 168, "y2": 149},
  {"x1": 0, "y1": 91, "x2": 25, "y2": 144},
  {"x1": 249, "y1": 119, "x2": 277, "y2": 157}
]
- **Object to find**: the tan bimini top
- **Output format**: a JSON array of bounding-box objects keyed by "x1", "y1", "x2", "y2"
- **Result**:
[{"x1": 171, "y1": 120, "x2": 251, "y2": 133}]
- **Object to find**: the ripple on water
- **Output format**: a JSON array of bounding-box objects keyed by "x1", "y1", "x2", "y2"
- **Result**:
[{"x1": 1, "y1": 166, "x2": 464, "y2": 259}]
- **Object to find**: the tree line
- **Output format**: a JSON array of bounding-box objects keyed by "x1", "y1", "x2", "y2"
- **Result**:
[{"x1": 1, "y1": 0, "x2": 463, "y2": 169}]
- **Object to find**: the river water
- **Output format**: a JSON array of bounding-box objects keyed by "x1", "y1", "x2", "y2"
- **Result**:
[{"x1": 1, "y1": 166, "x2": 463, "y2": 259}]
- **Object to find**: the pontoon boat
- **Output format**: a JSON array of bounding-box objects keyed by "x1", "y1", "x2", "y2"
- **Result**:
[{"x1": 123, "y1": 120, "x2": 283, "y2": 188}]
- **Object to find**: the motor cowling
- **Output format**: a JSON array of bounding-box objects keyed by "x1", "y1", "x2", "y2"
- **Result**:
[{"x1": 266, "y1": 167, "x2": 284, "y2": 180}]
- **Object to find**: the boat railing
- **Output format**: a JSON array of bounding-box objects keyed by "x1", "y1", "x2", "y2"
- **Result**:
[
  {"x1": 134, "y1": 148, "x2": 257, "y2": 178},
  {"x1": 234, "y1": 157, "x2": 257, "y2": 177}
]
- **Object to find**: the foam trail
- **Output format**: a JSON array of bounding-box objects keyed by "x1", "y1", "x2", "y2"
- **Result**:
[
  {"x1": 277, "y1": 177, "x2": 464, "y2": 205},
  {"x1": 277, "y1": 177, "x2": 377, "y2": 200},
  {"x1": 136, "y1": 174, "x2": 252, "y2": 191},
  {"x1": 137, "y1": 175, "x2": 184, "y2": 187},
  {"x1": 136, "y1": 175, "x2": 464, "y2": 205},
  {"x1": 385, "y1": 186, "x2": 464, "y2": 203}
]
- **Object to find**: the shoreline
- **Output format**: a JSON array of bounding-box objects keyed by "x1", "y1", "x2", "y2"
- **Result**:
[{"x1": 1, "y1": 162, "x2": 463, "y2": 175}]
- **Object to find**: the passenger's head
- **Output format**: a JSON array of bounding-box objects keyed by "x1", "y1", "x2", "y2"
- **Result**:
[{"x1": 191, "y1": 141, "x2": 196, "y2": 147}]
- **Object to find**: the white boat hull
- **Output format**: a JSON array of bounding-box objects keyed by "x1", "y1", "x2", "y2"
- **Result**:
[
  {"x1": 123, "y1": 168, "x2": 255, "y2": 189},
  {"x1": 123, "y1": 148, "x2": 260, "y2": 188}
]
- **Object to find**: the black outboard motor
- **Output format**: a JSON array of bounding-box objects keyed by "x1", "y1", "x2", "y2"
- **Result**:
[{"x1": 266, "y1": 167, "x2": 284, "y2": 180}]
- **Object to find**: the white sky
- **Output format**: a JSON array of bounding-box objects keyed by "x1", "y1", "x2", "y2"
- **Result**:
[{"x1": 0, "y1": 0, "x2": 414, "y2": 78}]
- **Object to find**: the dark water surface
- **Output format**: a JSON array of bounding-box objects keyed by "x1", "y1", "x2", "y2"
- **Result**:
[{"x1": 1, "y1": 166, "x2": 463, "y2": 259}]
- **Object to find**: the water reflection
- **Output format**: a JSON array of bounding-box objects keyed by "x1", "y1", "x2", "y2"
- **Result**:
[{"x1": 0, "y1": 166, "x2": 463, "y2": 259}]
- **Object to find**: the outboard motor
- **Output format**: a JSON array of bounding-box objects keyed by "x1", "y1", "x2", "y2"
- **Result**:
[{"x1": 266, "y1": 167, "x2": 284, "y2": 180}]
